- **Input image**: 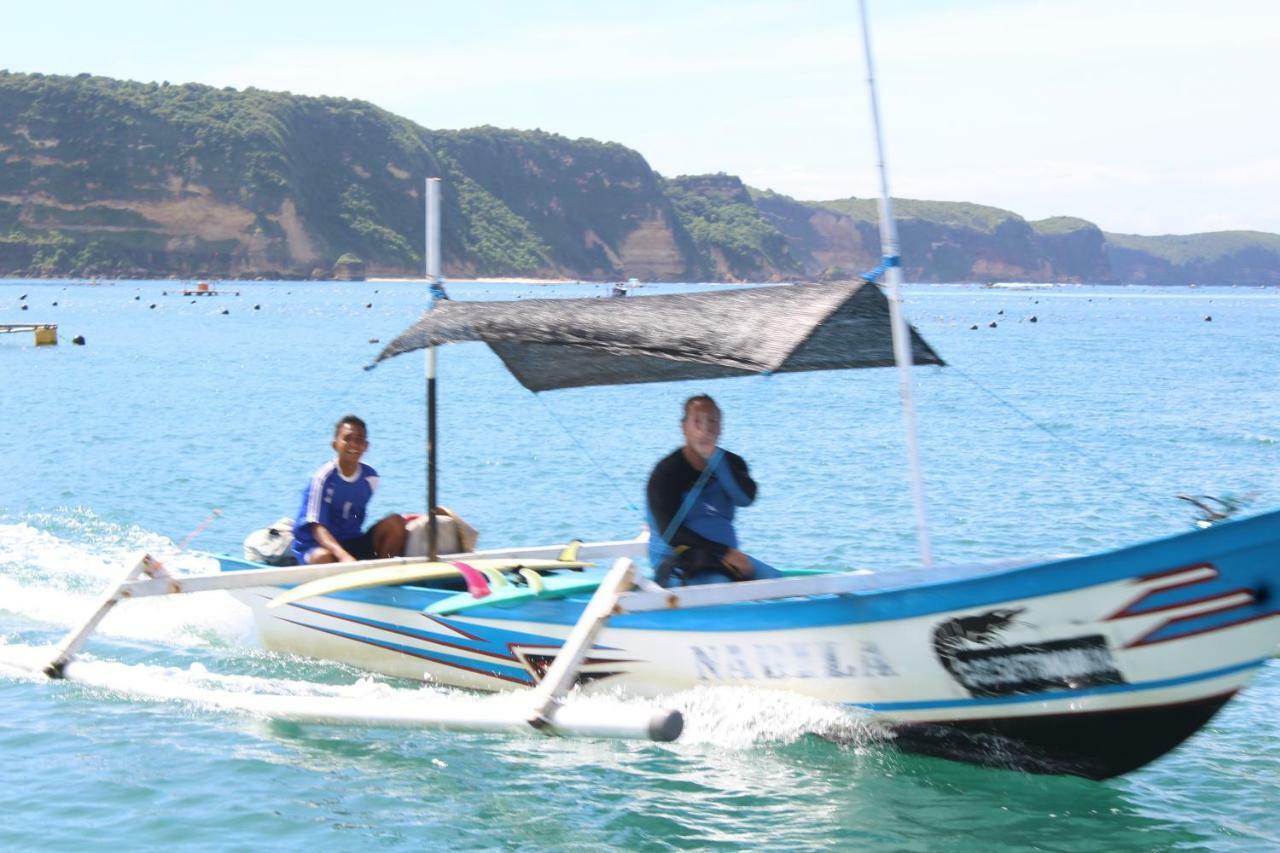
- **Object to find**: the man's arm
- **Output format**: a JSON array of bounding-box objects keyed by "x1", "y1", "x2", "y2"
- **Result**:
[
  {"x1": 714, "y1": 452, "x2": 757, "y2": 507},
  {"x1": 308, "y1": 523, "x2": 356, "y2": 562}
]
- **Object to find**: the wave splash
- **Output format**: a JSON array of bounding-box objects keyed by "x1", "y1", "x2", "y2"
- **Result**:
[
  {"x1": 0, "y1": 511, "x2": 253, "y2": 647},
  {"x1": 0, "y1": 511, "x2": 886, "y2": 752}
]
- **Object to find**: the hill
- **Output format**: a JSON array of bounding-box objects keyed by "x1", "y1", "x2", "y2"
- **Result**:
[{"x1": 1, "y1": 71, "x2": 1277, "y2": 285}]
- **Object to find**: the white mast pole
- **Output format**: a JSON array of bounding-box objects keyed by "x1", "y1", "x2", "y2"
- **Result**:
[
  {"x1": 425, "y1": 177, "x2": 441, "y2": 560},
  {"x1": 858, "y1": 0, "x2": 933, "y2": 567}
]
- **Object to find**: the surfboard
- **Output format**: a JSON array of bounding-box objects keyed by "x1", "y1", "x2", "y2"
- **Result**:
[
  {"x1": 425, "y1": 572, "x2": 604, "y2": 616},
  {"x1": 267, "y1": 558, "x2": 591, "y2": 609}
]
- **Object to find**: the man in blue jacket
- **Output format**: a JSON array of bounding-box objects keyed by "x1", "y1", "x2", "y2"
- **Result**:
[{"x1": 646, "y1": 395, "x2": 780, "y2": 586}]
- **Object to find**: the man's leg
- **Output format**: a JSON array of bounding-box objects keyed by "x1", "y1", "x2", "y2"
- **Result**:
[{"x1": 371, "y1": 514, "x2": 407, "y2": 558}]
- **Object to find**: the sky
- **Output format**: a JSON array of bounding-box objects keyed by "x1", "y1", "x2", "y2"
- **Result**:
[{"x1": 3, "y1": 0, "x2": 1277, "y2": 235}]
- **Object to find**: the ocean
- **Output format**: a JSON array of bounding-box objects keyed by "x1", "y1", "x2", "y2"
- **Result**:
[{"x1": 2, "y1": 279, "x2": 1277, "y2": 851}]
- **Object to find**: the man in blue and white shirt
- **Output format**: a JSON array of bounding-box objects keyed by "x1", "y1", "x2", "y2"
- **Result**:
[{"x1": 291, "y1": 415, "x2": 407, "y2": 564}]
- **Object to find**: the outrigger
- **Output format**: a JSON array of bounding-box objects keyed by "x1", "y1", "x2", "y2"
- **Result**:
[{"x1": 39, "y1": 3, "x2": 1280, "y2": 777}]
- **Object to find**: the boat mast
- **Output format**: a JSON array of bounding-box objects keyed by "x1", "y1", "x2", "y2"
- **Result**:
[
  {"x1": 858, "y1": 0, "x2": 934, "y2": 567},
  {"x1": 425, "y1": 177, "x2": 442, "y2": 560}
]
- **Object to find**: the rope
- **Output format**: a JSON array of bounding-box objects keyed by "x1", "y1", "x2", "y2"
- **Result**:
[
  {"x1": 945, "y1": 362, "x2": 1170, "y2": 506},
  {"x1": 531, "y1": 393, "x2": 643, "y2": 518}
]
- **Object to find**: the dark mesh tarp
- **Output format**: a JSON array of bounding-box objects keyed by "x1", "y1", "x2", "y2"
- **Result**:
[{"x1": 374, "y1": 281, "x2": 943, "y2": 392}]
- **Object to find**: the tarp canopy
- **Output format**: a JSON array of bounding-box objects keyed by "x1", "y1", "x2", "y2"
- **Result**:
[{"x1": 374, "y1": 281, "x2": 944, "y2": 392}]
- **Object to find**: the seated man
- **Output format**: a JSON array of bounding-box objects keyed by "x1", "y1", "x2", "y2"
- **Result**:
[
  {"x1": 646, "y1": 394, "x2": 781, "y2": 587},
  {"x1": 290, "y1": 415, "x2": 407, "y2": 564}
]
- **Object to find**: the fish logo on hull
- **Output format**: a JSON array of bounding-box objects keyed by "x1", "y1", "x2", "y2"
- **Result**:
[{"x1": 932, "y1": 608, "x2": 1126, "y2": 697}]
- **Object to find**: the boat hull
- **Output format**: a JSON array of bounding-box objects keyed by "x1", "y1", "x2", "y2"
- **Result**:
[{"x1": 222, "y1": 510, "x2": 1280, "y2": 778}]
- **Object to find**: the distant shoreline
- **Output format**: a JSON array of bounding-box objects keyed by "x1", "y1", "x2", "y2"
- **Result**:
[{"x1": 368, "y1": 277, "x2": 581, "y2": 284}]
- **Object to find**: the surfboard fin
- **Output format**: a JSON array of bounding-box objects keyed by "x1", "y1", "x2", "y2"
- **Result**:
[
  {"x1": 518, "y1": 568, "x2": 545, "y2": 594},
  {"x1": 451, "y1": 561, "x2": 491, "y2": 599},
  {"x1": 558, "y1": 539, "x2": 583, "y2": 566}
]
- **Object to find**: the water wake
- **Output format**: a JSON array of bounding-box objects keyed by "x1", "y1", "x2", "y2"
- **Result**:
[
  {"x1": 0, "y1": 511, "x2": 887, "y2": 751},
  {"x1": 0, "y1": 512, "x2": 254, "y2": 647}
]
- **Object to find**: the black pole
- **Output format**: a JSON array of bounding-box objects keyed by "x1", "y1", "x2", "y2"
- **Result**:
[{"x1": 427, "y1": 355, "x2": 438, "y2": 560}]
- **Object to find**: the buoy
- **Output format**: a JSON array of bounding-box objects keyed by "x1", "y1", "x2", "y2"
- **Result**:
[{"x1": 72, "y1": 335, "x2": 85, "y2": 345}]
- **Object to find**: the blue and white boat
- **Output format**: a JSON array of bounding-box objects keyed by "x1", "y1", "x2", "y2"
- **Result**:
[{"x1": 202, "y1": 266, "x2": 1280, "y2": 779}]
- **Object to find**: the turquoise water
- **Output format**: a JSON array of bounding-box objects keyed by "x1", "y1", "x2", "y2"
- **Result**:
[{"x1": 2, "y1": 279, "x2": 1278, "y2": 850}]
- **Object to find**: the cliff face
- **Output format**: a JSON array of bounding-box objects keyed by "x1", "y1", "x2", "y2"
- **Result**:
[
  {"x1": 753, "y1": 195, "x2": 1120, "y2": 283},
  {"x1": 1, "y1": 71, "x2": 1278, "y2": 284},
  {"x1": 0, "y1": 72, "x2": 703, "y2": 280},
  {"x1": 662, "y1": 174, "x2": 801, "y2": 282}
]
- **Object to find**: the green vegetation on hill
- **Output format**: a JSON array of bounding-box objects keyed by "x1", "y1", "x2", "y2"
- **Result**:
[
  {"x1": 662, "y1": 173, "x2": 800, "y2": 280},
  {"x1": 815, "y1": 197, "x2": 1020, "y2": 233},
  {"x1": 1104, "y1": 230, "x2": 1280, "y2": 264},
  {"x1": 0, "y1": 71, "x2": 702, "y2": 280},
  {"x1": 1030, "y1": 216, "x2": 1096, "y2": 235},
  {"x1": 0, "y1": 70, "x2": 1276, "y2": 285},
  {"x1": 1103, "y1": 230, "x2": 1280, "y2": 285}
]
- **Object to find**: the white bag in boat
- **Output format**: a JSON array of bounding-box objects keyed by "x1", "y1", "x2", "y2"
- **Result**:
[
  {"x1": 404, "y1": 507, "x2": 478, "y2": 556},
  {"x1": 244, "y1": 516, "x2": 298, "y2": 565}
]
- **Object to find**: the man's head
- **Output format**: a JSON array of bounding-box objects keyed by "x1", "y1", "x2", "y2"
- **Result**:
[
  {"x1": 681, "y1": 395, "x2": 721, "y2": 460},
  {"x1": 332, "y1": 414, "x2": 369, "y2": 469}
]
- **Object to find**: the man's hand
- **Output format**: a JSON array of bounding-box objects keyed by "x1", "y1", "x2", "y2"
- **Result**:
[{"x1": 722, "y1": 547, "x2": 754, "y2": 579}]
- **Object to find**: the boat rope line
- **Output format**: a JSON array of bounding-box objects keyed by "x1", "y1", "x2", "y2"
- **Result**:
[
  {"x1": 944, "y1": 361, "x2": 1172, "y2": 508},
  {"x1": 530, "y1": 392, "x2": 642, "y2": 516}
]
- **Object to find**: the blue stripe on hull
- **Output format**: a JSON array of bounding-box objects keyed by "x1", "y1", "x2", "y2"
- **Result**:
[
  {"x1": 220, "y1": 508, "x2": 1280, "y2": 634},
  {"x1": 279, "y1": 617, "x2": 536, "y2": 685}
]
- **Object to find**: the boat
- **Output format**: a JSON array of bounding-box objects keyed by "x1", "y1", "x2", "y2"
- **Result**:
[
  {"x1": 37, "y1": 4, "x2": 1280, "y2": 779},
  {"x1": 195, "y1": 262, "x2": 1279, "y2": 778}
]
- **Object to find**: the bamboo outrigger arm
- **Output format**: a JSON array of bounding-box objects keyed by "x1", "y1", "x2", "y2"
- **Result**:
[
  {"x1": 40, "y1": 547, "x2": 902, "y2": 741},
  {"x1": 41, "y1": 553, "x2": 687, "y2": 741}
]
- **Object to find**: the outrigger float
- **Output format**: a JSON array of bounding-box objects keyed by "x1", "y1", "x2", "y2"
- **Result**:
[{"x1": 41, "y1": 3, "x2": 1280, "y2": 777}]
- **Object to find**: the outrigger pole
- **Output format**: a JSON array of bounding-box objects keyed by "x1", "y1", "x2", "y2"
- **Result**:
[
  {"x1": 40, "y1": 551, "x2": 682, "y2": 741},
  {"x1": 425, "y1": 177, "x2": 442, "y2": 560},
  {"x1": 858, "y1": 0, "x2": 934, "y2": 567}
]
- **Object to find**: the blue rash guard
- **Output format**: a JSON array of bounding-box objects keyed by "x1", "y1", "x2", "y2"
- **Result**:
[
  {"x1": 645, "y1": 448, "x2": 757, "y2": 570},
  {"x1": 290, "y1": 460, "x2": 379, "y2": 563}
]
